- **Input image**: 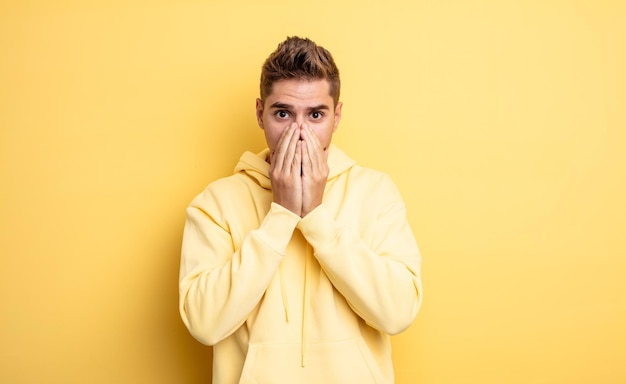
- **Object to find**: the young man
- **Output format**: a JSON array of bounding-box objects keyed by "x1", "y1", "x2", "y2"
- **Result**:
[{"x1": 179, "y1": 36, "x2": 422, "y2": 384}]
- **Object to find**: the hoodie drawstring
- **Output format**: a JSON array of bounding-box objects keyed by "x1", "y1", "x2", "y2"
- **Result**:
[
  {"x1": 278, "y1": 233, "x2": 312, "y2": 368},
  {"x1": 300, "y1": 243, "x2": 312, "y2": 367},
  {"x1": 301, "y1": 243, "x2": 311, "y2": 367}
]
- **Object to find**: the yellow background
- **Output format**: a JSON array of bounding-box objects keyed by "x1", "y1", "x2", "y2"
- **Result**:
[{"x1": 1, "y1": 0, "x2": 625, "y2": 383}]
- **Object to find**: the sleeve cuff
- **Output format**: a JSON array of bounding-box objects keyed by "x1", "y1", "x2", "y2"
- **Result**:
[
  {"x1": 255, "y1": 202, "x2": 301, "y2": 253},
  {"x1": 297, "y1": 204, "x2": 340, "y2": 250}
]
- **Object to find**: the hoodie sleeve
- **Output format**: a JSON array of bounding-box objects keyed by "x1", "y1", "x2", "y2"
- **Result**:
[
  {"x1": 297, "y1": 174, "x2": 422, "y2": 335},
  {"x1": 179, "y1": 195, "x2": 299, "y2": 346}
]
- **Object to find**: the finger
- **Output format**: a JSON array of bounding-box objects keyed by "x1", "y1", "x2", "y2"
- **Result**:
[
  {"x1": 283, "y1": 123, "x2": 300, "y2": 174},
  {"x1": 302, "y1": 125, "x2": 325, "y2": 167},
  {"x1": 301, "y1": 124, "x2": 319, "y2": 146},
  {"x1": 272, "y1": 123, "x2": 297, "y2": 171},
  {"x1": 271, "y1": 125, "x2": 291, "y2": 170},
  {"x1": 301, "y1": 138, "x2": 310, "y2": 175},
  {"x1": 295, "y1": 140, "x2": 303, "y2": 175}
]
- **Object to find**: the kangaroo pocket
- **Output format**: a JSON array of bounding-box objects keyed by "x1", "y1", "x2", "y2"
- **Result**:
[{"x1": 238, "y1": 337, "x2": 385, "y2": 384}]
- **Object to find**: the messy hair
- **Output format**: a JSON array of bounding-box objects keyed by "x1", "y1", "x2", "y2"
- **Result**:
[{"x1": 260, "y1": 36, "x2": 341, "y2": 106}]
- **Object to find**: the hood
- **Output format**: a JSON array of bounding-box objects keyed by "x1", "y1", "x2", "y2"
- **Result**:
[{"x1": 233, "y1": 144, "x2": 356, "y2": 189}]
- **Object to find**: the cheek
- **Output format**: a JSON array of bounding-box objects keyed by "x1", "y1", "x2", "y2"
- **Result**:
[
  {"x1": 313, "y1": 126, "x2": 334, "y2": 148},
  {"x1": 264, "y1": 126, "x2": 284, "y2": 150}
]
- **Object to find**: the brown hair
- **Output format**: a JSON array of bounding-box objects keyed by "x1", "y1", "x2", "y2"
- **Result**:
[{"x1": 260, "y1": 36, "x2": 341, "y2": 106}]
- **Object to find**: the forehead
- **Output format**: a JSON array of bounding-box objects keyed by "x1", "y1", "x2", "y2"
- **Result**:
[{"x1": 265, "y1": 79, "x2": 333, "y2": 107}]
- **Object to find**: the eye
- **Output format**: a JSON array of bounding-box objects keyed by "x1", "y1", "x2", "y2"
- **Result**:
[
  {"x1": 310, "y1": 111, "x2": 324, "y2": 120},
  {"x1": 275, "y1": 110, "x2": 290, "y2": 119}
]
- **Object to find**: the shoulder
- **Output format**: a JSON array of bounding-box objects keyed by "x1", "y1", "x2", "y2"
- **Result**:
[
  {"x1": 344, "y1": 163, "x2": 397, "y2": 190},
  {"x1": 345, "y1": 166, "x2": 409, "y2": 215},
  {"x1": 189, "y1": 173, "x2": 255, "y2": 209}
]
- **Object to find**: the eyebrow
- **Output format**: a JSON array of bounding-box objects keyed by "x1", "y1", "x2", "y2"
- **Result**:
[{"x1": 269, "y1": 102, "x2": 330, "y2": 111}]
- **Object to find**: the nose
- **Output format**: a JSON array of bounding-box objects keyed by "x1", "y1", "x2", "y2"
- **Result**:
[{"x1": 295, "y1": 114, "x2": 304, "y2": 126}]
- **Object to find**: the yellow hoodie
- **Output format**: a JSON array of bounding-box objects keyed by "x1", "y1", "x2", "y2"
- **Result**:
[{"x1": 179, "y1": 145, "x2": 422, "y2": 384}]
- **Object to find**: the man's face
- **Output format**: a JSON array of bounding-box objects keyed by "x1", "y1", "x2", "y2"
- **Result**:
[{"x1": 256, "y1": 79, "x2": 342, "y2": 156}]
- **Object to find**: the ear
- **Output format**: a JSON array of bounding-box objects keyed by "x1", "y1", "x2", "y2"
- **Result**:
[
  {"x1": 256, "y1": 98, "x2": 264, "y2": 129},
  {"x1": 332, "y1": 101, "x2": 343, "y2": 132}
]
